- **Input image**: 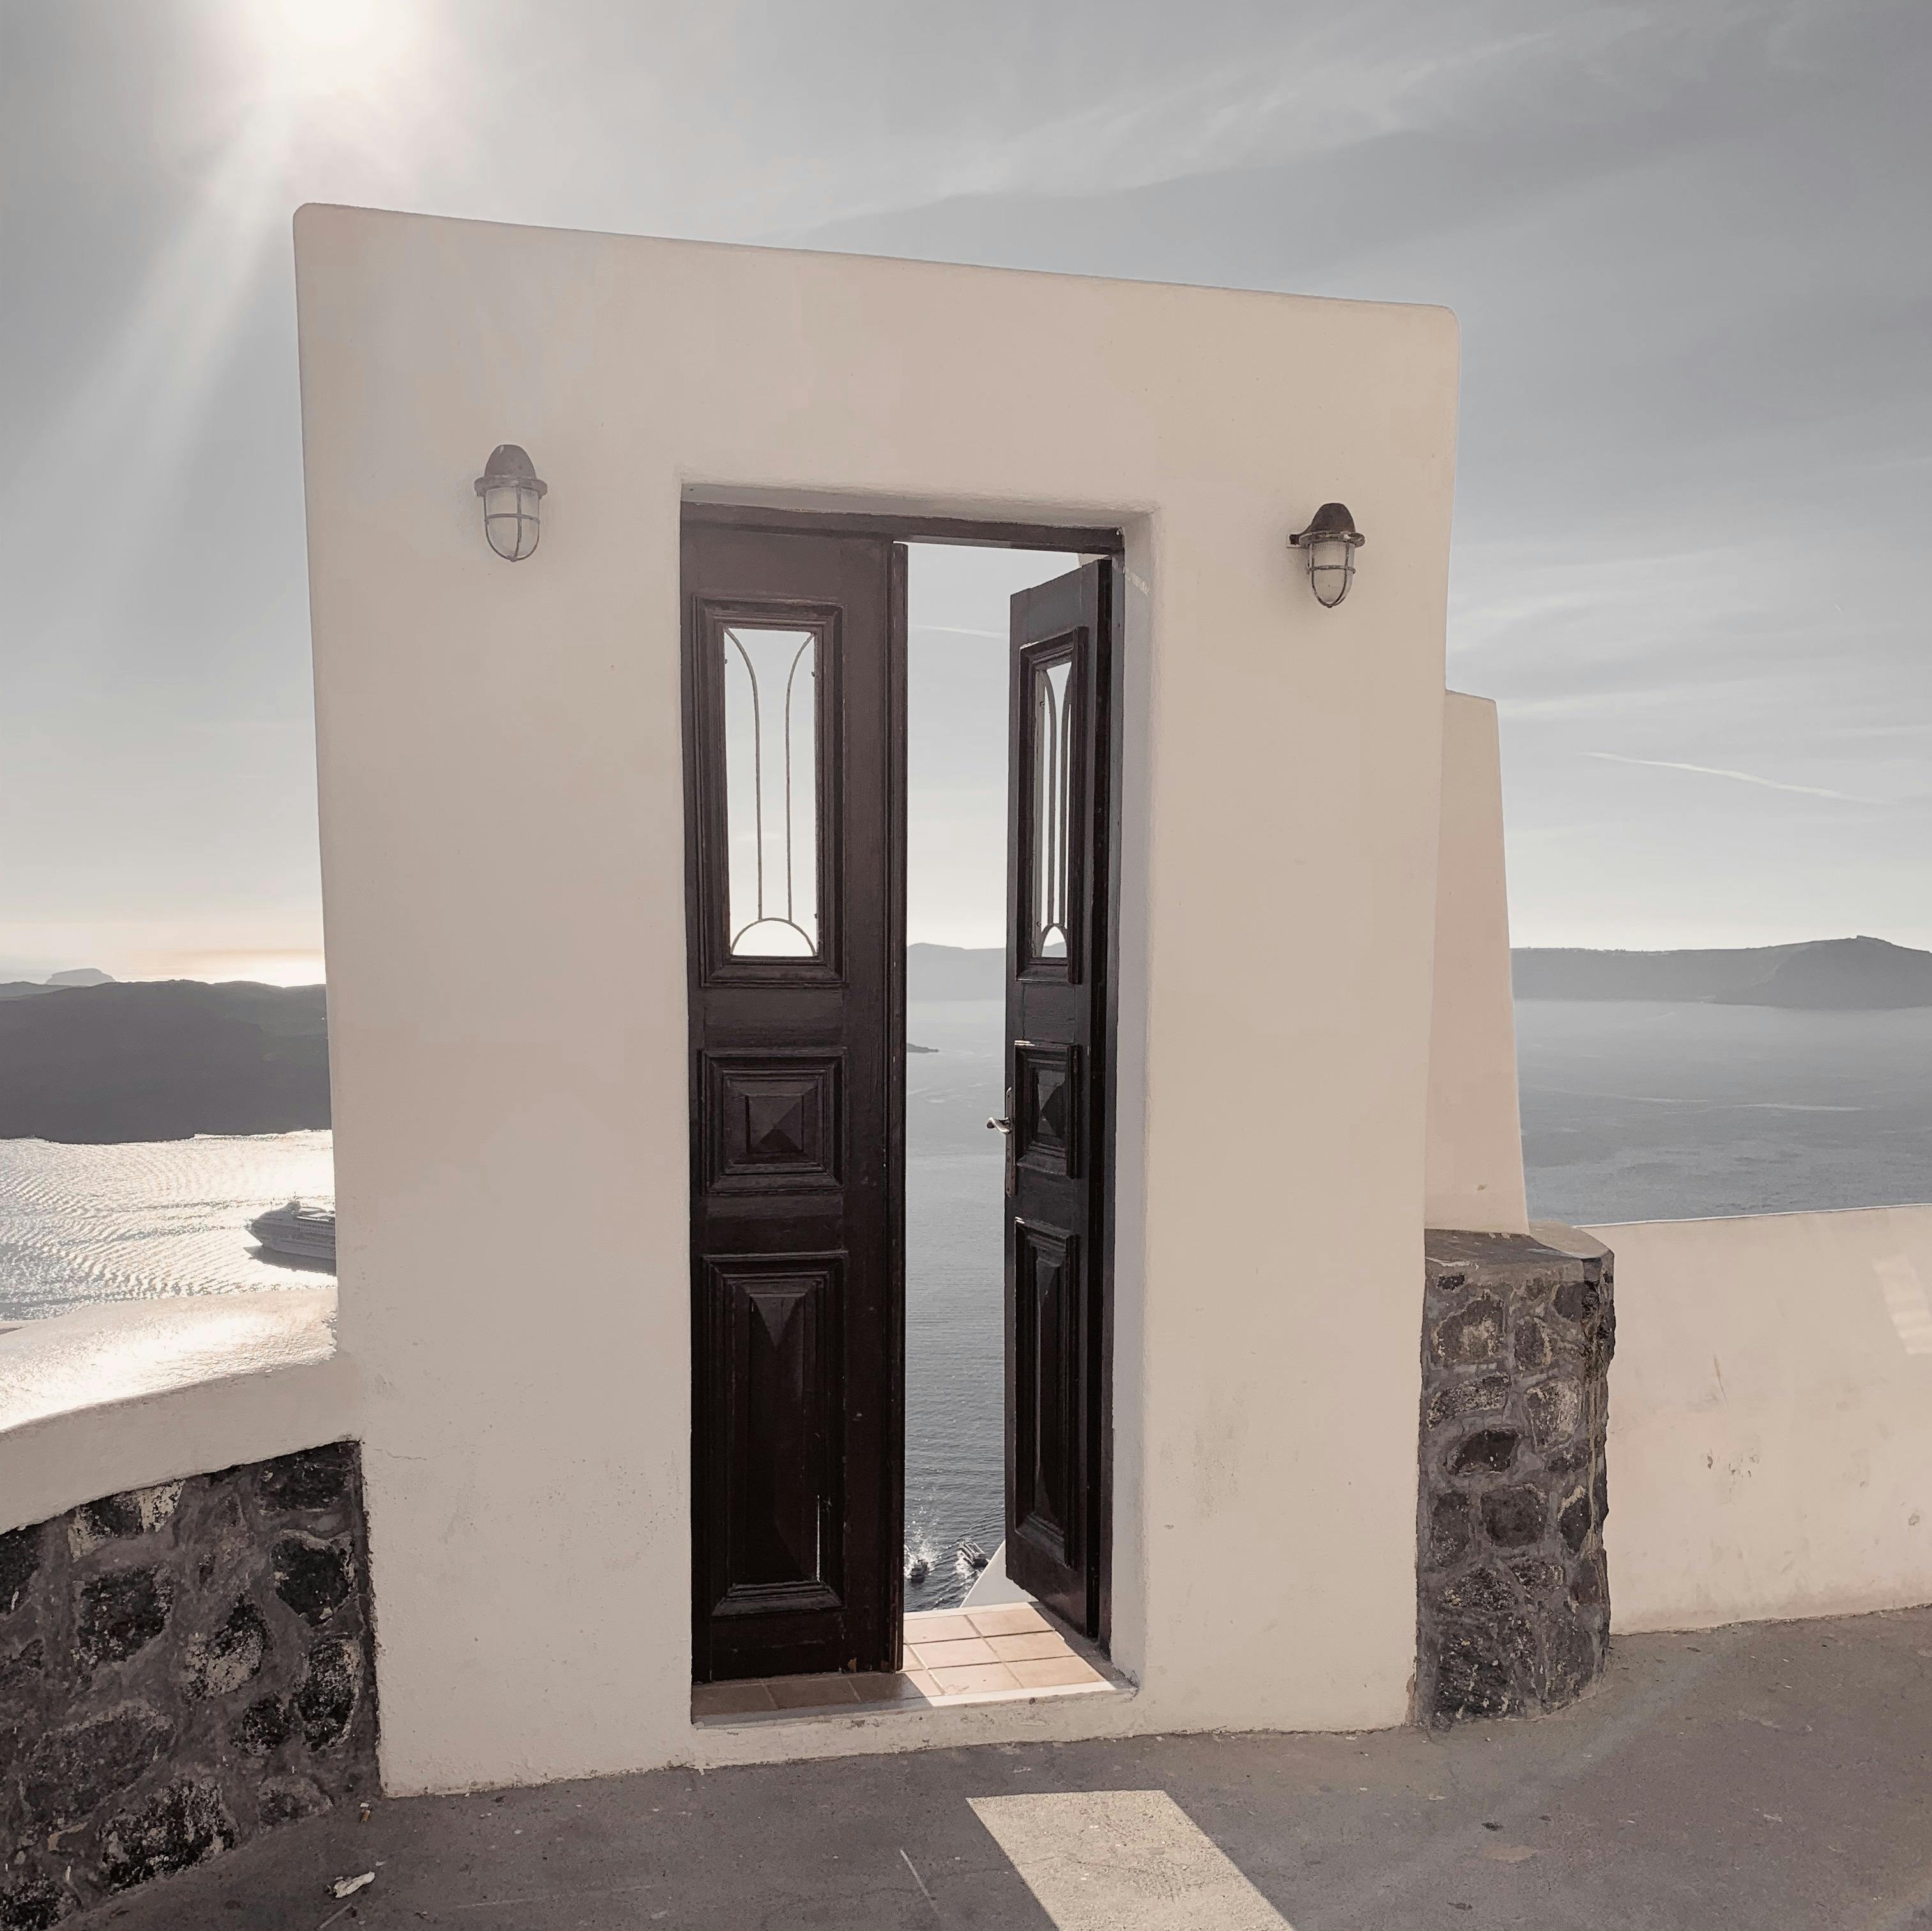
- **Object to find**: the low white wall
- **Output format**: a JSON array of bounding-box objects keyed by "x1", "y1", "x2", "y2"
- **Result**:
[
  {"x1": 0, "y1": 1291, "x2": 355, "y2": 1534},
  {"x1": 1423, "y1": 692, "x2": 1528, "y2": 1234},
  {"x1": 1596, "y1": 1204, "x2": 1932, "y2": 1633}
]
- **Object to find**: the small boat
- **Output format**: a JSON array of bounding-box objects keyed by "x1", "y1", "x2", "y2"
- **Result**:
[
  {"x1": 248, "y1": 1199, "x2": 336, "y2": 1265},
  {"x1": 905, "y1": 1555, "x2": 930, "y2": 1585},
  {"x1": 956, "y1": 1537, "x2": 990, "y2": 1572}
]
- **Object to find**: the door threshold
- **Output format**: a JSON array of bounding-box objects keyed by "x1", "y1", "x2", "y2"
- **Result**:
[{"x1": 692, "y1": 1602, "x2": 1119, "y2": 1726}]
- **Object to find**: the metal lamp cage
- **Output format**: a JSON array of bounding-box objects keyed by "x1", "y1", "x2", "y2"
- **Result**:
[
  {"x1": 474, "y1": 445, "x2": 548, "y2": 562},
  {"x1": 1288, "y1": 502, "x2": 1365, "y2": 608}
]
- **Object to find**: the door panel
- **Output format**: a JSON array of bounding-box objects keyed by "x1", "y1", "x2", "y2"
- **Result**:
[
  {"x1": 1013, "y1": 1221, "x2": 1080, "y2": 1558},
  {"x1": 1002, "y1": 558, "x2": 1119, "y2": 1636},
  {"x1": 684, "y1": 519, "x2": 904, "y2": 1682},
  {"x1": 1015, "y1": 1043, "x2": 1080, "y2": 1178},
  {"x1": 709, "y1": 1256, "x2": 843, "y2": 1611}
]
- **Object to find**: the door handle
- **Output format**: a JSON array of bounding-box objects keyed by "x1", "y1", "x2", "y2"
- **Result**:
[{"x1": 990, "y1": 1086, "x2": 1016, "y2": 1196}]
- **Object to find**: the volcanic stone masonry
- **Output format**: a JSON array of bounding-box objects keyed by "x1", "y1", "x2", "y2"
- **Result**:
[
  {"x1": 1416, "y1": 1227, "x2": 1615, "y2": 1726},
  {"x1": 0, "y1": 1443, "x2": 377, "y2": 1927}
]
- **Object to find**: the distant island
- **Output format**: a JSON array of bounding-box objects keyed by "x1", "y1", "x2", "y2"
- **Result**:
[
  {"x1": 1512, "y1": 935, "x2": 1932, "y2": 1008},
  {"x1": 4, "y1": 934, "x2": 1923, "y2": 1143},
  {"x1": 0, "y1": 965, "x2": 116, "y2": 999},
  {"x1": 917, "y1": 936, "x2": 1932, "y2": 1008},
  {"x1": 0, "y1": 980, "x2": 329, "y2": 1143}
]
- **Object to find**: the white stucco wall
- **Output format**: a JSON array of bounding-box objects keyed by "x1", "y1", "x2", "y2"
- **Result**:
[
  {"x1": 0, "y1": 1291, "x2": 353, "y2": 1535},
  {"x1": 294, "y1": 206, "x2": 1462, "y2": 1792},
  {"x1": 1423, "y1": 692, "x2": 1528, "y2": 1234},
  {"x1": 1596, "y1": 1205, "x2": 1932, "y2": 1632}
]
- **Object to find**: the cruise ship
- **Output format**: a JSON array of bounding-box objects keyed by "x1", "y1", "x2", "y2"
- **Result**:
[{"x1": 247, "y1": 1199, "x2": 336, "y2": 1265}]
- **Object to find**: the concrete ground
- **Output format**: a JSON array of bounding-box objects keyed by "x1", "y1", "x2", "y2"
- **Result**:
[{"x1": 89, "y1": 1606, "x2": 1931, "y2": 1930}]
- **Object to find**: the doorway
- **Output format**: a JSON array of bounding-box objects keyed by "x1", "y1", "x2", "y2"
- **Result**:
[
  {"x1": 904, "y1": 542, "x2": 1087, "y2": 1626},
  {"x1": 682, "y1": 507, "x2": 1122, "y2": 1688}
]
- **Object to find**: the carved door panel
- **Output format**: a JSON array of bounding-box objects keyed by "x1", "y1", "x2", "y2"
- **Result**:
[
  {"x1": 999, "y1": 559, "x2": 1119, "y2": 1638},
  {"x1": 682, "y1": 518, "x2": 904, "y2": 1682}
]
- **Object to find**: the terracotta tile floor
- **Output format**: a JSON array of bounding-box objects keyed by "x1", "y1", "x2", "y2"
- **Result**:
[{"x1": 691, "y1": 1601, "x2": 1115, "y2": 1723}]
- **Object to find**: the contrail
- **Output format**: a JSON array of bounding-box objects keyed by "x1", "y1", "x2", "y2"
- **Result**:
[{"x1": 1583, "y1": 751, "x2": 1878, "y2": 804}]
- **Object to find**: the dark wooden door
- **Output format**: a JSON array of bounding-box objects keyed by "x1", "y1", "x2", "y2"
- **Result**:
[
  {"x1": 682, "y1": 517, "x2": 904, "y2": 1683},
  {"x1": 998, "y1": 558, "x2": 1119, "y2": 1638}
]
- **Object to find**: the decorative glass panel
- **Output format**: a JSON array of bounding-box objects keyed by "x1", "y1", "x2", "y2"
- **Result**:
[
  {"x1": 1031, "y1": 656, "x2": 1073, "y2": 960},
  {"x1": 722, "y1": 626, "x2": 819, "y2": 958}
]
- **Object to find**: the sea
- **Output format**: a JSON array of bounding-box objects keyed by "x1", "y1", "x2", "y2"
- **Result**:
[
  {"x1": 0, "y1": 1128, "x2": 337, "y2": 1325},
  {"x1": 1517, "y1": 999, "x2": 1932, "y2": 1226},
  {"x1": 4, "y1": 1001, "x2": 1928, "y2": 1609},
  {"x1": 903, "y1": 999, "x2": 1009, "y2": 1607}
]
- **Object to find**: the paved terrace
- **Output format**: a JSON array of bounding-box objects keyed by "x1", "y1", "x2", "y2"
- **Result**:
[{"x1": 90, "y1": 1606, "x2": 1930, "y2": 1930}]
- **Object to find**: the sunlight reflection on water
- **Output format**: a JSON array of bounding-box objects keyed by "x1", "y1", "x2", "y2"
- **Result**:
[{"x1": 0, "y1": 1130, "x2": 335, "y2": 1322}]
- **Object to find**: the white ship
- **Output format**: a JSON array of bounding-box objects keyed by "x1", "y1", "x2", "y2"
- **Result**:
[{"x1": 247, "y1": 1199, "x2": 336, "y2": 1265}]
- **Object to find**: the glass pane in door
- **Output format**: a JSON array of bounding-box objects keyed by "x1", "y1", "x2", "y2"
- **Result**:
[
  {"x1": 1031, "y1": 654, "x2": 1073, "y2": 962},
  {"x1": 722, "y1": 626, "x2": 818, "y2": 958}
]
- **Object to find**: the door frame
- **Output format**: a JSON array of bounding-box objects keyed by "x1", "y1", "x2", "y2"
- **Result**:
[
  {"x1": 682, "y1": 503, "x2": 1125, "y2": 558},
  {"x1": 681, "y1": 500, "x2": 1126, "y2": 1662}
]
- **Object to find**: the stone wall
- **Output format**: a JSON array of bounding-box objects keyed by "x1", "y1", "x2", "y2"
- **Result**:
[
  {"x1": 1416, "y1": 1229, "x2": 1614, "y2": 1725},
  {"x1": 0, "y1": 1443, "x2": 376, "y2": 1927}
]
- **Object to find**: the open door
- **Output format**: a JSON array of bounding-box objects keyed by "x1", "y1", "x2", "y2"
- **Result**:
[{"x1": 995, "y1": 558, "x2": 1119, "y2": 1639}]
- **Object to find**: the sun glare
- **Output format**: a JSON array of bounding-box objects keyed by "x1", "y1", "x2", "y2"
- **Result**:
[{"x1": 243, "y1": 0, "x2": 424, "y2": 101}]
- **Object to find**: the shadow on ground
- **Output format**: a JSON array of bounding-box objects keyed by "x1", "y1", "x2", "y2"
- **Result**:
[{"x1": 80, "y1": 1606, "x2": 1932, "y2": 1929}]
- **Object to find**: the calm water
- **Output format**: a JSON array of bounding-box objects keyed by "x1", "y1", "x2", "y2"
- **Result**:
[
  {"x1": 1519, "y1": 1001, "x2": 1932, "y2": 1225},
  {"x1": 4, "y1": 1001, "x2": 1926, "y2": 1604},
  {"x1": 904, "y1": 998, "x2": 1009, "y2": 1608}
]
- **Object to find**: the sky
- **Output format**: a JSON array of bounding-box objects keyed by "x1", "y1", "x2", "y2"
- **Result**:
[
  {"x1": 906, "y1": 547, "x2": 1082, "y2": 950},
  {"x1": 2, "y1": 0, "x2": 1927, "y2": 981}
]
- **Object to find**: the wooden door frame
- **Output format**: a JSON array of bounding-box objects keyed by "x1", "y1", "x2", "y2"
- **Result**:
[
  {"x1": 680, "y1": 502, "x2": 1125, "y2": 1663},
  {"x1": 682, "y1": 502, "x2": 1125, "y2": 557}
]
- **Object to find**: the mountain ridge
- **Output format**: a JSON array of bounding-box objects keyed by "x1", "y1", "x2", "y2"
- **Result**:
[
  {"x1": 908, "y1": 937, "x2": 1932, "y2": 1008},
  {"x1": 1513, "y1": 935, "x2": 1932, "y2": 1008},
  {"x1": 3, "y1": 937, "x2": 1924, "y2": 1144},
  {"x1": 0, "y1": 981, "x2": 329, "y2": 1143}
]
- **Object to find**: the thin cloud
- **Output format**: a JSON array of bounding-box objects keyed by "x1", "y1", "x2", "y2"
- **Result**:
[{"x1": 1583, "y1": 750, "x2": 1879, "y2": 803}]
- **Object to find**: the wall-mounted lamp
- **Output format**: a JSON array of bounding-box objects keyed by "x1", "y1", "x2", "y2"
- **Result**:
[
  {"x1": 473, "y1": 445, "x2": 548, "y2": 562},
  {"x1": 1288, "y1": 502, "x2": 1365, "y2": 608}
]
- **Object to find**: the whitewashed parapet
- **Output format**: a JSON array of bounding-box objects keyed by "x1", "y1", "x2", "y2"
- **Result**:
[{"x1": 1, "y1": 1291, "x2": 355, "y2": 1536}]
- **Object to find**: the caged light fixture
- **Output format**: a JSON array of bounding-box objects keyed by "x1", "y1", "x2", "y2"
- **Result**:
[
  {"x1": 473, "y1": 444, "x2": 548, "y2": 562},
  {"x1": 1287, "y1": 502, "x2": 1365, "y2": 608}
]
